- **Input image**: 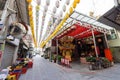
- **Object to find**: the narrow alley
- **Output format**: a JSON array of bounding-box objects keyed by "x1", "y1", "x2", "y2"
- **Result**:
[{"x1": 19, "y1": 55, "x2": 120, "y2": 80}]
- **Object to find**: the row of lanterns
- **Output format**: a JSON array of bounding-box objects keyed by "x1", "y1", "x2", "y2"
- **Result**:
[
  {"x1": 27, "y1": 0, "x2": 37, "y2": 47},
  {"x1": 39, "y1": 0, "x2": 49, "y2": 44},
  {"x1": 40, "y1": 0, "x2": 61, "y2": 43},
  {"x1": 36, "y1": 5, "x2": 40, "y2": 47},
  {"x1": 40, "y1": 0, "x2": 80, "y2": 48},
  {"x1": 42, "y1": 0, "x2": 71, "y2": 42}
]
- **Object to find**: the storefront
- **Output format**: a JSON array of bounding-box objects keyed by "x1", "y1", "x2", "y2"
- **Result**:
[{"x1": 51, "y1": 11, "x2": 113, "y2": 69}]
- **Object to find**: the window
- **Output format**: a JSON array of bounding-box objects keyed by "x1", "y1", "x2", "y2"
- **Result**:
[{"x1": 107, "y1": 29, "x2": 117, "y2": 40}]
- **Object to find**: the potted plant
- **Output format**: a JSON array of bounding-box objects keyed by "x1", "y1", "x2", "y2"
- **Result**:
[
  {"x1": 57, "y1": 55, "x2": 62, "y2": 64},
  {"x1": 101, "y1": 57, "x2": 111, "y2": 68},
  {"x1": 86, "y1": 57, "x2": 101, "y2": 70}
]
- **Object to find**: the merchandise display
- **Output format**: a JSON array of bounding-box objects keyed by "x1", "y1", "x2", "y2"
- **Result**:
[
  {"x1": 59, "y1": 36, "x2": 75, "y2": 61},
  {"x1": 0, "y1": 58, "x2": 33, "y2": 80}
]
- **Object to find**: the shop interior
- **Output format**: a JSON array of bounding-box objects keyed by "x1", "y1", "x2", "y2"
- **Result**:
[{"x1": 57, "y1": 23, "x2": 106, "y2": 62}]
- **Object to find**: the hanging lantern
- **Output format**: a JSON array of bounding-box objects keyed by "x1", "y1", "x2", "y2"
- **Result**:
[
  {"x1": 69, "y1": 7, "x2": 73, "y2": 15},
  {"x1": 44, "y1": 6, "x2": 48, "y2": 12},
  {"x1": 30, "y1": 19, "x2": 33, "y2": 23},
  {"x1": 53, "y1": 6, "x2": 57, "y2": 14},
  {"x1": 60, "y1": 21, "x2": 64, "y2": 26},
  {"x1": 30, "y1": 21, "x2": 34, "y2": 26},
  {"x1": 29, "y1": 16, "x2": 33, "y2": 20},
  {"x1": 62, "y1": 5, "x2": 66, "y2": 12},
  {"x1": 73, "y1": 1, "x2": 77, "y2": 8},
  {"x1": 27, "y1": 0, "x2": 32, "y2": 3},
  {"x1": 55, "y1": 20, "x2": 59, "y2": 25},
  {"x1": 59, "y1": 11, "x2": 63, "y2": 18},
  {"x1": 36, "y1": 5, "x2": 40, "y2": 11},
  {"x1": 63, "y1": 18, "x2": 66, "y2": 23},
  {"x1": 56, "y1": 0, "x2": 59, "y2": 8},
  {"x1": 29, "y1": 11, "x2": 33, "y2": 16},
  {"x1": 43, "y1": 13, "x2": 46, "y2": 20},
  {"x1": 28, "y1": 4, "x2": 32, "y2": 11},
  {"x1": 65, "y1": 13, "x2": 69, "y2": 19},
  {"x1": 43, "y1": 10, "x2": 46, "y2": 16},
  {"x1": 37, "y1": 0, "x2": 41, "y2": 5},
  {"x1": 46, "y1": 0, "x2": 50, "y2": 6},
  {"x1": 66, "y1": 0, "x2": 70, "y2": 5},
  {"x1": 75, "y1": 0, "x2": 80, "y2": 3}
]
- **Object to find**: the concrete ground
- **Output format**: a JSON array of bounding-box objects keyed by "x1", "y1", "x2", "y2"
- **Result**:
[{"x1": 19, "y1": 55, "x2": 120, "y2": 80}]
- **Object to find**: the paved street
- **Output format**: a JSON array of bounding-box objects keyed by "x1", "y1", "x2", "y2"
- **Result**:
[{"x1": 19, "y1": 55, "x2": 120, "y2": 80}]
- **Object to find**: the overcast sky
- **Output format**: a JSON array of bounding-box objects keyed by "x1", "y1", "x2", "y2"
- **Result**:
[
  {"x1": 32, "y1": 0, "x2": 115, "y2": 46},
  {"x1": 75, "y1": 0, "x2": 115, "y2": 16}
]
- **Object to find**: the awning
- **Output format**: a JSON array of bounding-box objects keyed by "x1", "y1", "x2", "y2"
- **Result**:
[
  {"x1": 56, "y1": 11, "x2": 113, "y2": 39},
  {"x1": 98, "y1": 6, "x2": 120, "y2": 30},
  {"x1": 57, "y1": 23, "x2": 101, "y2": 39}
]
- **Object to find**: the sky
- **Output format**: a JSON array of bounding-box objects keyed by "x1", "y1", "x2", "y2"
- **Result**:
[
  {"x1": 31, "y1": 0, "x2": 115, "y2": 46},
  {"x1": 75, "y1": 0, "x2": 114, "y2": 16}
]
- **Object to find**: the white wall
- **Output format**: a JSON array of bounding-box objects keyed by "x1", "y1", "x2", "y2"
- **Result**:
[{"x1": 0, "y1": 0, "x2": 20, "y2": 67}]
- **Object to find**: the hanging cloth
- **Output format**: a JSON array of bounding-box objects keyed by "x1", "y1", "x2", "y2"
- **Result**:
[{"x1": 104, "y1": 48, "x2": 113, "y2": 62}]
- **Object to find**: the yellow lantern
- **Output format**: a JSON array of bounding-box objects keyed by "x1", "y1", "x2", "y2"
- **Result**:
[
  {"x1": 29, "y1": 11, "x2": 33, "y2": 16},
  {"x1": 36, "y1": 5, "x2": 40, "y2": 10},
  {"x1": 30, "y1": 20, "x2": 33, "y2": 24},
  {"x1": 61, "y1": 21, "x2": 64, "y2": 26},
  {"x1": 65, "y1": 13, "x2": 69, "y2": 19},
  {"x1": 69, "y1": 7, "x2": 73, "y2": 15},
  {"x1": 75, "y1": 0, "x2": 80, "y2": 3},
  {"x1": 30, "y1": 22, "x2": 34, "y2": 27},
  {"x1": 28, "y1": 5, "x2": 32, "y2": 11},
  {"x1": 63, "y1": 18, "x2": 67, "y2": 23},
  {"x1": 73, "y1": 1, "x2": 77, "y2": 8},
  {"x1": 27, "y1": 0, "x2": 32, "y2": 3},
  {"x1": 29, "y1": 17, "x2": 33, "y2": 22}
]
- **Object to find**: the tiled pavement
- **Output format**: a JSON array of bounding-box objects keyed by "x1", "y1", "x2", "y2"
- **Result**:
[{"x1": 19, "y1": 55, "x2": 120, "y2": 80}]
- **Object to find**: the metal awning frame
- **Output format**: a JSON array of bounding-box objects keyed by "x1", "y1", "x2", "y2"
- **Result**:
[{"x1": 56, "y1": 11, "x2": 113, "y2": 38}]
